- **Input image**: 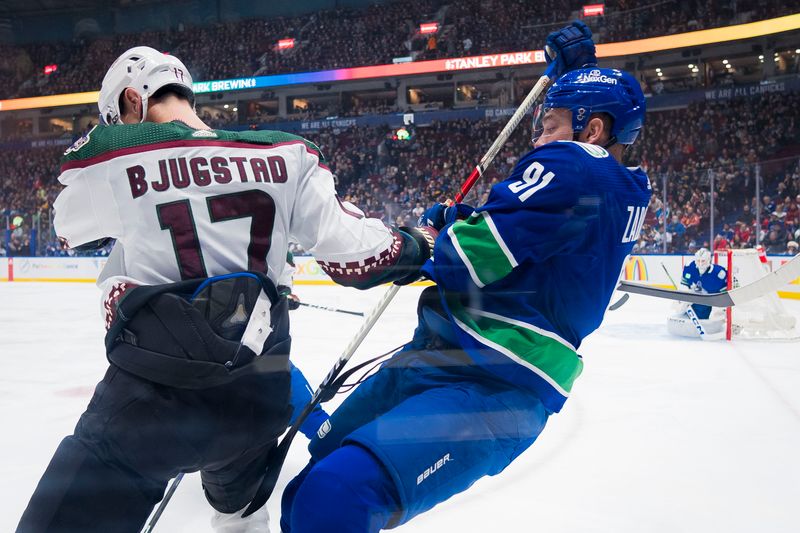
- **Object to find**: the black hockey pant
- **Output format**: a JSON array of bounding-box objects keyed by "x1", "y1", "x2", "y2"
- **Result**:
[{"x1": 16, "y1": 363, "x2": 290, "y2": 533}]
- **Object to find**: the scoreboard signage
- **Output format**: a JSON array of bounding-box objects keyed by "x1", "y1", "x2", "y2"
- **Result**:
[
  {"x1": 1, "y1": 14, "x2": 798, "y2": 112},
  {"x1": 444, "y1": 51, "x2": 545, "y2": 71},
  {"x1": 583, "y1": 4, "x2": 605, "y2": 17}
]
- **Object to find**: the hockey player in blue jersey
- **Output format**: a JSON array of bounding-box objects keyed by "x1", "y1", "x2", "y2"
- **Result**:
[
  {"x1": 280, "y1": 22, "x2": 651, "y2": 532},
  {"x1": 681, "y1": 248, "x2": 728, "y2": 319}
]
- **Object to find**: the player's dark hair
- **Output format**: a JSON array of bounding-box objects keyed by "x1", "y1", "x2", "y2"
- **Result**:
[
  {"x1": 118, "y1": 85, "x2": 193, "y2": 115},
  {"x1": 593, "y1": 112, "x2": 614, "y2": 136},
  {"x1": 151, "y1": 84, "x2": 194, "y2": 103}
]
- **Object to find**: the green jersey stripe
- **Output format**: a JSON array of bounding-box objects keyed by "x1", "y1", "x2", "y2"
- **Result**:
[
  {"x1": 465, "y1": 307, "x2": 577, "y2": 351},
  {"x1": 448, "y1": 215, "x2": 515, "y2": 286},
  {"x1": 447, "y1": 225, "x2": 484, "y2": 288},
  {"x1": 477, "y1": 212, "x2": 518, "y2": 268},
  {"x1": 449, "y1": 301, "x2": 583, "y2": 394}
]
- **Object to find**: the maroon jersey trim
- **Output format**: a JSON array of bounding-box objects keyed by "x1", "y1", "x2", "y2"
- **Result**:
[{"x1": 61, "y1": 139, "x2": 330, "y2": 172}]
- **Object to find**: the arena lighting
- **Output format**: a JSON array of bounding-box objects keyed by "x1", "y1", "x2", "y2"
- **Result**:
[
  {"x1": 722, "y1": 59, "x2": 728, "y2": 64},
  {"x1": 688, "y1": 64, "x2": 694, "y2": 68},
  {"x1": 277, "y1": 38, "x2": 295, "y2": 50},
  {"x1": 655, "y1": 67, "x2": 661, "y2": 72},
  {"x1": 420, "y1": 22, "x2": 438, "y2": 34},
  {"x1": 759, "y1": 54, "x2": 764, "y2": 59},
  {"x1": 223, "y1": 104, "x2": 229, "y2": 109},
  {"x1": 43, "y1": 64, "x2": 58, "y2": 75},
  {"x1": 1, "y1": 13, "x2": 798, "y2": 112},
  {"x1": 583, "y1": 4, "x2": 605, "y2": 17}
]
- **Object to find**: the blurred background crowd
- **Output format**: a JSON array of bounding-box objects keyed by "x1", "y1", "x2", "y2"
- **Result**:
[
  {"x1": 1, "y1": 0, "x2": 798, "y2": 257},
  {"x1": 0, "y1": 0, "x2": 795, "y2": 99}
]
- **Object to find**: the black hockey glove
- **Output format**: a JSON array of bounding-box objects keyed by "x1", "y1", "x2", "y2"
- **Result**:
[
  {"x1": 393, "y1": 226, "x2": 439, "y2": 286},
  {"x1": 544, "y1": 20, "x2": 597, "y2": 79}
]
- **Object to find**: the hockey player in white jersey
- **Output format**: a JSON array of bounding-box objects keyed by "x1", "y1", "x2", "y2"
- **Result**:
[{"x1": 16, "y1": 47, "x2": 436, "y2": 533}]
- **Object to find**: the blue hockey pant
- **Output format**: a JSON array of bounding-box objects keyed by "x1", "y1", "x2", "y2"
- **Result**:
[{"x1": 281, "y1": 347, "x2": 550, "y2": 532}]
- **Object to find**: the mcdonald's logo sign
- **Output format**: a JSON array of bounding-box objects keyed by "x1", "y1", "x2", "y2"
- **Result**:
[{"x1": 624, "y1": 256, "x2": 648, "y2": 281}]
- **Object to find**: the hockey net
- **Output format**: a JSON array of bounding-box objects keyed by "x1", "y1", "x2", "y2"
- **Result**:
[{"x1": 714, "y1": 248, "x2": 800, "y2": 340}]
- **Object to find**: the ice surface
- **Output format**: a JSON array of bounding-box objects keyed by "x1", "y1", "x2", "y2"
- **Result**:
[{"x1": 1, "y1": 282, "x2": 799, "y2": 532}]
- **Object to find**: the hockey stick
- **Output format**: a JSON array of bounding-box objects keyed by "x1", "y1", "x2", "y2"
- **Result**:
[
  {"x1": 241, "y1": 65, "x2": 558, "y2": 518},
  {"x1": 299, "y1": 301, "x2": 364, "y2": 316},
  {"x1": 607, "y1": 292, "x2": 629, "y2": 311},
  {"x1": 455, "y1": 70, "x2": 554, "y2": 203},
  {"x1": 141, "y1": 473, "x2": 184, "y2": 533},
  {"x1": 660, "y1": 262, "x2": 678, "y2": 289},
  {"x1": 618, "y1": 254, "x2": 800, "y2": 307}
]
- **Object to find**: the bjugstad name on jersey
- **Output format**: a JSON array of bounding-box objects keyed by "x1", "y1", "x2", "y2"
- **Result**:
[{"x1": 126, "y1": 155, "x2": 288, "y2": 199}]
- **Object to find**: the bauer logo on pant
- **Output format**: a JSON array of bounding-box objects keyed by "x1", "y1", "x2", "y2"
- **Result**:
[{"x1": 416, "y1": 453, "x2": 451, "y2": 485}]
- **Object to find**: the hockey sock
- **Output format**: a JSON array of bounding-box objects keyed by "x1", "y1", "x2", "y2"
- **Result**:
[{"x1": 286, "y1": 445, "x2": 400, "y2": 533}]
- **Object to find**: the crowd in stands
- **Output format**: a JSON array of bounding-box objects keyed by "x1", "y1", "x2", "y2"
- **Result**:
[
  {"x1": 417, "y1": 0, "x2": 792, "y2": 62},
  {"x1": 0, "y1": 0, "x2": 795, "y2": 100},
  {"x1": 3, "y1": 89, "x2": 799, "y2": 257},
  {"x1": 629, "y1": 90, "x2": 800, "y2": 255},
  {"x1": 0, "y1": 146, "x2": 62, "y2": 256}
]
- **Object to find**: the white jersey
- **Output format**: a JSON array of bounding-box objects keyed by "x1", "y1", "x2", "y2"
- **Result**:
[{"x1": 54, "y1": 122, "x2": 402, "y2": 309}]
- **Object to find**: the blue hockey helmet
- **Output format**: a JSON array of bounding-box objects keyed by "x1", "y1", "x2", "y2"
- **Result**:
[{"x1": 533, "y1": 67, "x2": 646, "y2": 145}]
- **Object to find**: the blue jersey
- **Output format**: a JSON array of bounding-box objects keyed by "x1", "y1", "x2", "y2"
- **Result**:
[
  {"x1": 421, "y1": 141, "x2": 651, "y2": 413},
  {"x1": 681, "y1": 262, "x2": 727, "y2": 294}
]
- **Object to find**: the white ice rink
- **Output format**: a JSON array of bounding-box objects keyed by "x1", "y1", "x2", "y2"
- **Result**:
[{"x1": 1, "y1": 282, "x2": 799, "y2": 532}]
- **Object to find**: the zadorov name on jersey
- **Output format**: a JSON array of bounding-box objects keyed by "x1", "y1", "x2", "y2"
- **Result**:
[
  {"x1": 575, "y1": 69, "x2": 619, "y2": 85},
  {"x1": 126, "y1": 155, "x2": 288, "y2": 199}
]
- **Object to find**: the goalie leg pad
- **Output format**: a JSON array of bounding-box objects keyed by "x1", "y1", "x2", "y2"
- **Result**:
[{"x1": 667, "y1": 315, "x2": 725, "y2": 338}]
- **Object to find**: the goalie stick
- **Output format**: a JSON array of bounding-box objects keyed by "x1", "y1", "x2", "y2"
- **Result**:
[
  {"x1": 240, "y1": 64, "x2": 559, "y2": 519},
  {"x1": 607, "y1": 292, "x2": 629, "y2": 311},
  {"x1": 618, "y1": 254, "x2": 800, "y2": 307}
]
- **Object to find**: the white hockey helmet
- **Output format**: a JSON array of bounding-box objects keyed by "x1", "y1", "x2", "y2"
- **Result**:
[
  {"x1": 98, "y1": 46, "x2": 195, "y2": 125},
  {"x1": 694, "y1": 247, "x2": 712, "y2": 274}
]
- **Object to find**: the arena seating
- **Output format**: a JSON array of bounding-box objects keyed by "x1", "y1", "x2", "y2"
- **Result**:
[
  {"x1": 0, "y1": 0, "x2": 794, "y2": 100},
  {"x1": 2, "y1": 90, "x2": 799, "y2": 257}
]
